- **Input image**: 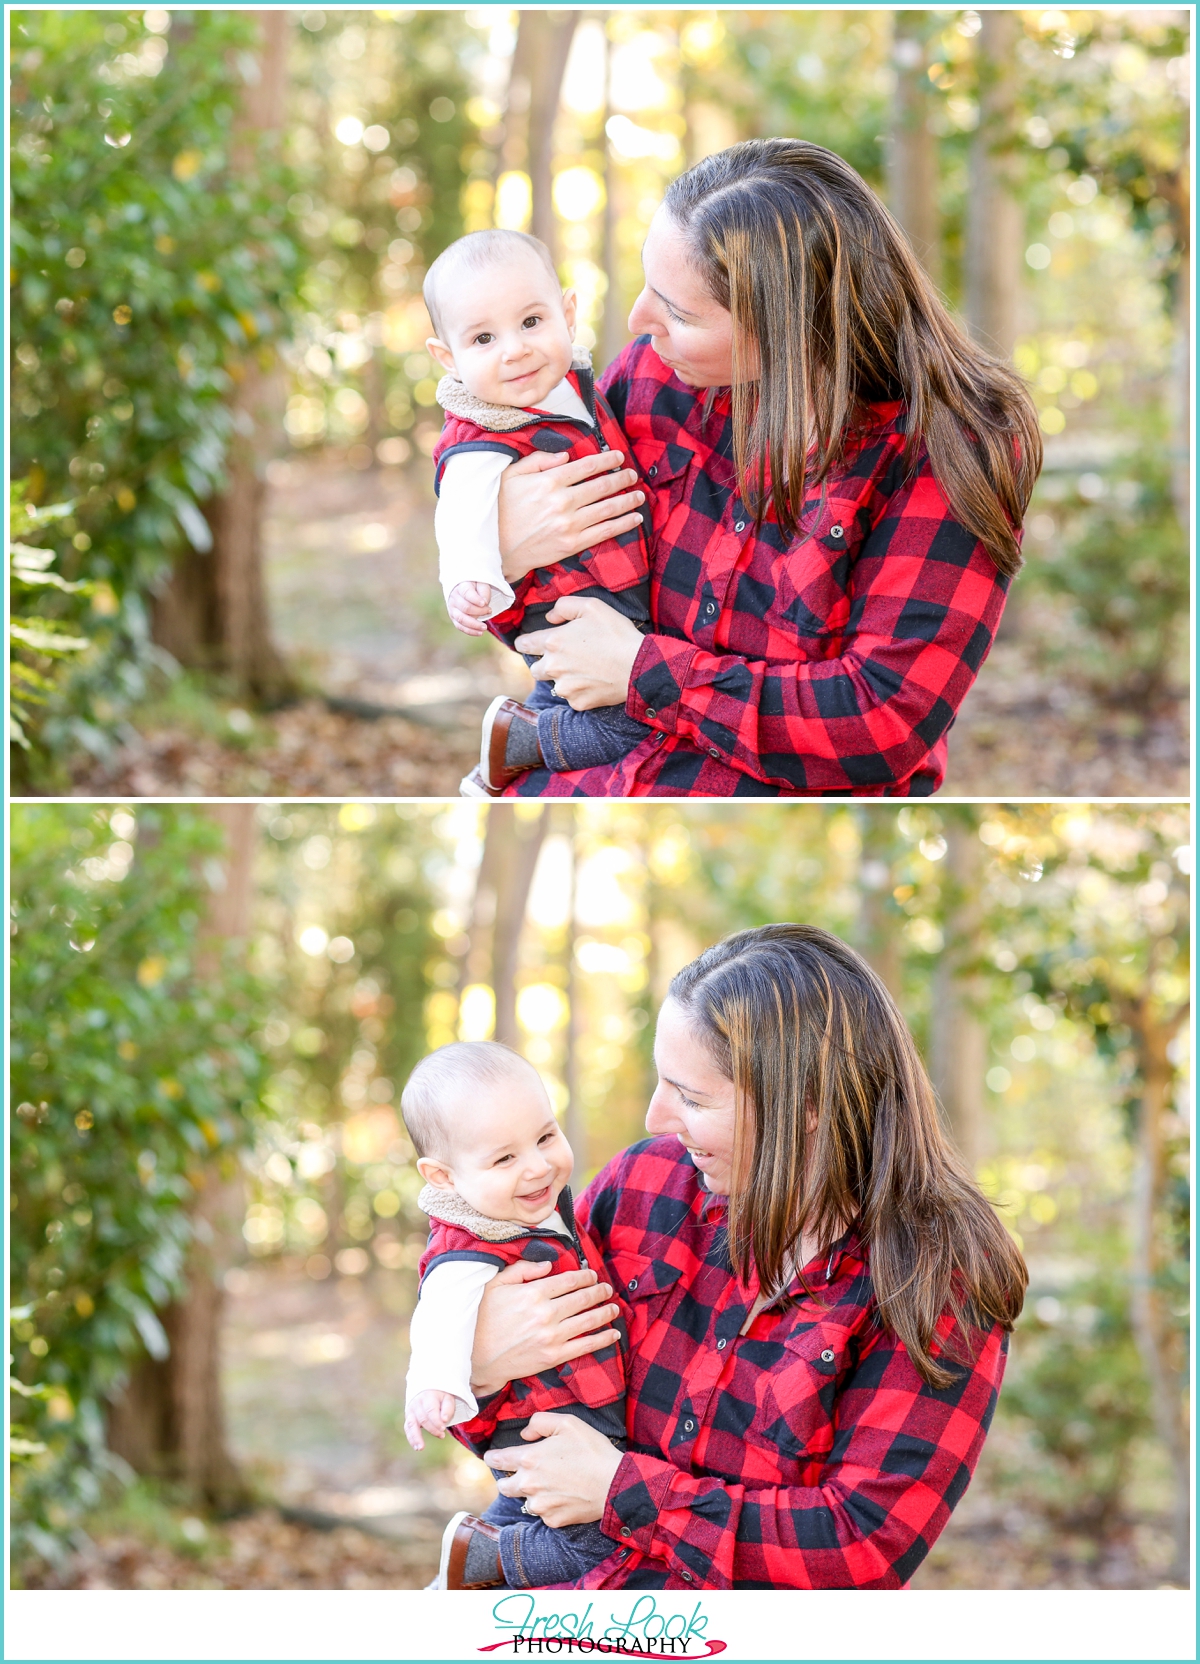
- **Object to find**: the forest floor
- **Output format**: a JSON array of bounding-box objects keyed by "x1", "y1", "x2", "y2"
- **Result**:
[
  {"x1": 36, "y1": 1259, "x2": 1183, "y2": 1591},
  {"x1": 57, "y1": 452, "x2": 1186, "y2": 801}
]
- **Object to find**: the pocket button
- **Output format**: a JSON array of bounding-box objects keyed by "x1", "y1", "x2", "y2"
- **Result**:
[{"x1": 821, "y1": 1348, "x2": 835, "y2": 1363}]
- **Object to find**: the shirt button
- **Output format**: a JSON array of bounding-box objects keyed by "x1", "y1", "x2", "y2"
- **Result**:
[
  {"x1": 620, "y1": 1527, "x2": 632, "y2": 1538},
  {"x1": 644, "y1": 709, "x2": 656, "y2": 720},
  {"x1": 734, "y1": 520, "x2": 746, "y2": 532},
  {"x1": 705, "y1": 602, "x2": 716, "y2": 615},
  {"x1": 648, "y1": 465, "x2": 657, "y2": 477},
  {"x1": 684, "y1": 1419, "x2": 695, "y2": 1432},
  {"x1": 830, "y1": 524, "x2": 844, "y2": 539},
  {"x1": 681, "y1": 1571, "x2": 694, "y2": 1583},
  {"x1": 716, "y1": 1338, "x2": 727, "y2": 1350},
  {"x1": 821, "y1": 1349, "x2": 835, "y2": 1362},
  {"x1": 618, "y1": 1548, "x2": 630, "y2": 1560},
  {"x1": 627, "y1": 1279, "x2": 638, "y2": 1291},
  {"x1": 708, "y1": 747, "x2": 720, "y2": 759}
]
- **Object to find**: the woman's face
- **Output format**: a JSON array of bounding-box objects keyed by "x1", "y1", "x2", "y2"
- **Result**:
[
  {"x1": 646, "y1": 996, "x2": 739, "y2": 1194},
  {"x1": 627, "y1": 208, "x2": 736, "y2": 389}
]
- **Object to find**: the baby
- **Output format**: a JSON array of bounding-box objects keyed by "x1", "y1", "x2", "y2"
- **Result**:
[
  {"x1": 401, "y1": 1041, "x2": 627, "y2": 1591},
  {"x1": 423, "y1": 230, "x2": 653, "y2": 797}
]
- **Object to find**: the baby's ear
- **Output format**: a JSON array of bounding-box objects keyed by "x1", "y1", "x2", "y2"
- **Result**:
[
  {"x1": 426, "y1": 336, "x2": 456, "y2": 375},
  {"x1": 416, "y1": 1155, "x2": 455, "y2": 1189},
  {"x1": 560, "y1": 288, "x2": 578, "y2": 338}
]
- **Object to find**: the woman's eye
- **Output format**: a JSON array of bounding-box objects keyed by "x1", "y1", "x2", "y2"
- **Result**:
[
  {"x1": 680, "y1": 1094, "x2": 700, "y2": 1110},
  {"x1": 665, "y1": 307, "x2": 686, "y2": 325}
]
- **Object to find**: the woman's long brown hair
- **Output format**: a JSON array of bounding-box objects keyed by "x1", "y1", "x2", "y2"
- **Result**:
[
  {"x1": 668, "y1": 923, "x2": 1027, "y2": 1388},
  {"x1": 663, "y1": 139, "x2": 1042, "y2": 578}
]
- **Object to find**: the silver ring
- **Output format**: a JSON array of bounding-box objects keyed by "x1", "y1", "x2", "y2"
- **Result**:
[{"x1": 520, "y1": 1500, "x2": 533, "y2": 1516}]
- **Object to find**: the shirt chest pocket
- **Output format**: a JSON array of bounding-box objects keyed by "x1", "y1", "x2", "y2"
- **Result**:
[
  {"x1": 754, "y1": 1325, "x2": 853, "y2": 1471},
  {"x1": 637, "y1": 440, "x2": 696, "y2": 534},
  {"x1": 769, "y1": 496, "x2": 869, "y2": 654},
  {"x1": 608, "y1": 1250, "x2": 683, "y2": 1351}
]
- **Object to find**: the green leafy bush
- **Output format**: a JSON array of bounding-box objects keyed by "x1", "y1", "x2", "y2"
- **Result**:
[
  {"x1": 9, "y1": 482, "x2": 97, "y2": 762},
  {"x1": 10, "y1": 10, "x2": 305, "y2": 758},
  {"x1": 9, "y1": 805, "x2": 267, "y2": 1577}
]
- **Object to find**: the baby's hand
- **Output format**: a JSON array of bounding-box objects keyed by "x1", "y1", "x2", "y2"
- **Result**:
[
  {"x1": 404, "y1": 1389, "x2": 458, "y2": 1451},
  {"x1": 448, "y1": 581, "x2": 497, "y2": 637}
]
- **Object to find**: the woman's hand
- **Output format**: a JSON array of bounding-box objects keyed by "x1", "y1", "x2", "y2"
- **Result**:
[
  {"x1": 498, "y1": 449, "x2": 646, "y2": 584},
  {"x1": 470, "y1": 1259, "x2": 622, "y2": 1399},
  {"x1": 486, "y1": 1413, "x2": 624, "y2": 1528},
  {"x1": 515, "y1": 597, "x2": 645, "y2": 711}
]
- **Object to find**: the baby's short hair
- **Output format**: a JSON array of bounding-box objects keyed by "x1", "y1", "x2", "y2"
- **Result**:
[
  {"x1": 423, "y1": 229, "x2": 559, "y2": 340},
  {"x1": 400, "y1": 1040, "x2": 542, "y2": 1159}
]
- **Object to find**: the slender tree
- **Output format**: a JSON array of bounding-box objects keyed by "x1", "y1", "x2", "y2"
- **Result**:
[
  {"x1": 929, "y1": 814, "x2": 987, "y2": 1169},
  {"x1": 152, "y1": 13, "x2": 291, "y2": 697},
  {"x1": 965, "y1": 11, "x2": 1022, "y2": 358},
  {"x1": 886, "y1": 12, "x2": 942, "y2": 286},
  {"x1": 107, "y1": 805, "x2": 259, "y2": 1505}
]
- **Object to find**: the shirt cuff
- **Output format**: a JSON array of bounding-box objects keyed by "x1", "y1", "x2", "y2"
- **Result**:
[
  {"x1": 625, "y1": 633, "x2": 698, "y2": 733},
  {"x1": 601, "y1": 1450, "x2": 675, "y2": 1557}
]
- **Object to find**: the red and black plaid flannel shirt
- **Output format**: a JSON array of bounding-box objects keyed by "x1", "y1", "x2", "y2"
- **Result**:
[
  {"x1": 505, "y1": 337, "x2": 1014, "y2": 798},
  {"x1": 456, "y1": 1137, "x2": 1008, "y2": 1589}
]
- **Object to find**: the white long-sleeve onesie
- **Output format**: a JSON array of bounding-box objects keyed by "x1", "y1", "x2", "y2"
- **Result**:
[
  {"x1": 404, "y1": 1210, "x2": 572, "y2": 1428},
  {"x1": 434, "y1": 377, "x2": 593, "y2": 623}
]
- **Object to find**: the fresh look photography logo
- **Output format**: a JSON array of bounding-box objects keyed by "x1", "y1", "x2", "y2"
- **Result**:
[{"x1": 477, "y1": 1595, "x2": 728, "y2": 1658}]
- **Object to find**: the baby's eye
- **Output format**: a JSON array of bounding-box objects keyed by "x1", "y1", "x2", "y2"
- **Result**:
[
  {"x1": 521, "y1": 314, "x2": 541, "y2": 330},
  {"x1": 493, "y1": 1153, "x2": 514, "y2": 1166},
  {"x1": 537, "y1": 1132, "x2": 556, "y2": 1145},
  {"x1": 472, "y1": 331, "x2": 494, "y2": 346}
]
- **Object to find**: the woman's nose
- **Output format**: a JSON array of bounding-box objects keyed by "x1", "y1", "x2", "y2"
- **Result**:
[
  {"x1": 627, "y1": 287, "x2": 658, "y2": 336},
  {"x1": 645, "y1": 1084, "x2": 680, "y2": 1137}
]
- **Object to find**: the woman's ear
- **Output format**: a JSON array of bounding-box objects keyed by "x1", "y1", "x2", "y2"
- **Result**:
[
  {"x1": 426, "y1": 336, "x2": 456, "y2": 375},
  {"x1": 417, "y1": 1155, "x2": 456, "y2": 1189}
]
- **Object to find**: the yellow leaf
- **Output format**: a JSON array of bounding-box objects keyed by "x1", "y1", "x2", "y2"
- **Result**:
[
  {"x1": 236, "y1": 309, "x2": 258, "y2": 340},
  {"x1": 159, "y1": 1077, "x2": 184, "y2": 1100},
  {"x1": 172, "y1": 150, "x2": 202, "y2": 182},
  {"x1": 137, "y1": 955, "x2": 166, "y2": 987}
]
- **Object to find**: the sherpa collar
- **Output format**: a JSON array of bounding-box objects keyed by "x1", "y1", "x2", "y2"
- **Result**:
[
  {"x1": 417, "y1": 1181, "x2": 579, "y2": 1243},
  {"x1": 434, "y1": 346, "x2": 594, "y2": 433}
]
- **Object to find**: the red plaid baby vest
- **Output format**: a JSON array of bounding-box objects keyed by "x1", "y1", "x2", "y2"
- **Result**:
[
  {"x1": 418, "y1": 1183, "x2": 627, "y2": 1450},
  {"x1": 431, "y1": 357, "x2": 650, "y2": 647}
]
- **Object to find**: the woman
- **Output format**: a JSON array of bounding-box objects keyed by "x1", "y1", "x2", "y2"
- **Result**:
[
  {"x1": 456, "y1": 924, "x2": 1027, "y2": 1589},
  {"x1": 492, "y1": 139, "x2": 1041, "y2": 797}
]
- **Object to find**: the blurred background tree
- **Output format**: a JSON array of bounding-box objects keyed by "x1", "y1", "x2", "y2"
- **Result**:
[
  {"x1": 10, "y1": 801, "x2": 1189, "y2": 1590},
  {"x1": 10, "y1": 9, "x2": 1190, "y2": 797}
]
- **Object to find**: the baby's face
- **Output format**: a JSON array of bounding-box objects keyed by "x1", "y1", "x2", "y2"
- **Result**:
[
  {"x1": 418, "y1": 1071, "x2": 574, "y2": 1226},
  {"x1": 427, "y1": 251, "x2": 577, "y2": 409}
]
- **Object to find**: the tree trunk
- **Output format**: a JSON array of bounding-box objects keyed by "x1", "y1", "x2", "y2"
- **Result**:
[
  {"x1": 887, "y1": 12, "x2": 942, "y2": 286},
  {"x1": 106, "y1": 805, "x2": 257, "y2": 1506},
  {"x1": 928, "y1": 816, "x2": 987, "y2": 1169},
  {"x1": 561, "y1": 814, "x2": 585, "y2": 1165},
  {"x1": 151, "y1": 12, "x2": 291, "y2": 698},
  {"x1": 1127, "y1": 995, "x2": 1189, "y2": 1582},
  {"x1": 855, "y1": 809, "x2": 903, "y2": 1001},
  {"x1": 457, "y1": 807, "x2": 549, "y2": 1046},
  {"x1": 600, "y1": 23, "x2": 626, "y2": 372},
  {"x1": 498, "y1": 12, "x2": 577, "y2": 259},
  {"x1": 965, "y1": 10, "x2": 1022, "y2": 358},
  {"x1": 491, "y1": 808, "x2": 549, "y2": 1047}
]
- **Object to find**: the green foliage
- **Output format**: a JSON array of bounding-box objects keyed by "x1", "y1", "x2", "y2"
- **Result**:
[
  {"x1": 10, "y1": 9, "x2": 305, "y2": 746},
  {"x1": 9, "y1": 482, "x2": 97, "y2": 763},
  {"x1": 9, "y1": 804, "x2": 268, "y2": 1574},
  {"x1": 1025, "y1": 452, "x2": 1188, "y2": 705},
  {"x1": 1002, "y1": 1278, "x2": 1152, "y2": 1536}
]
